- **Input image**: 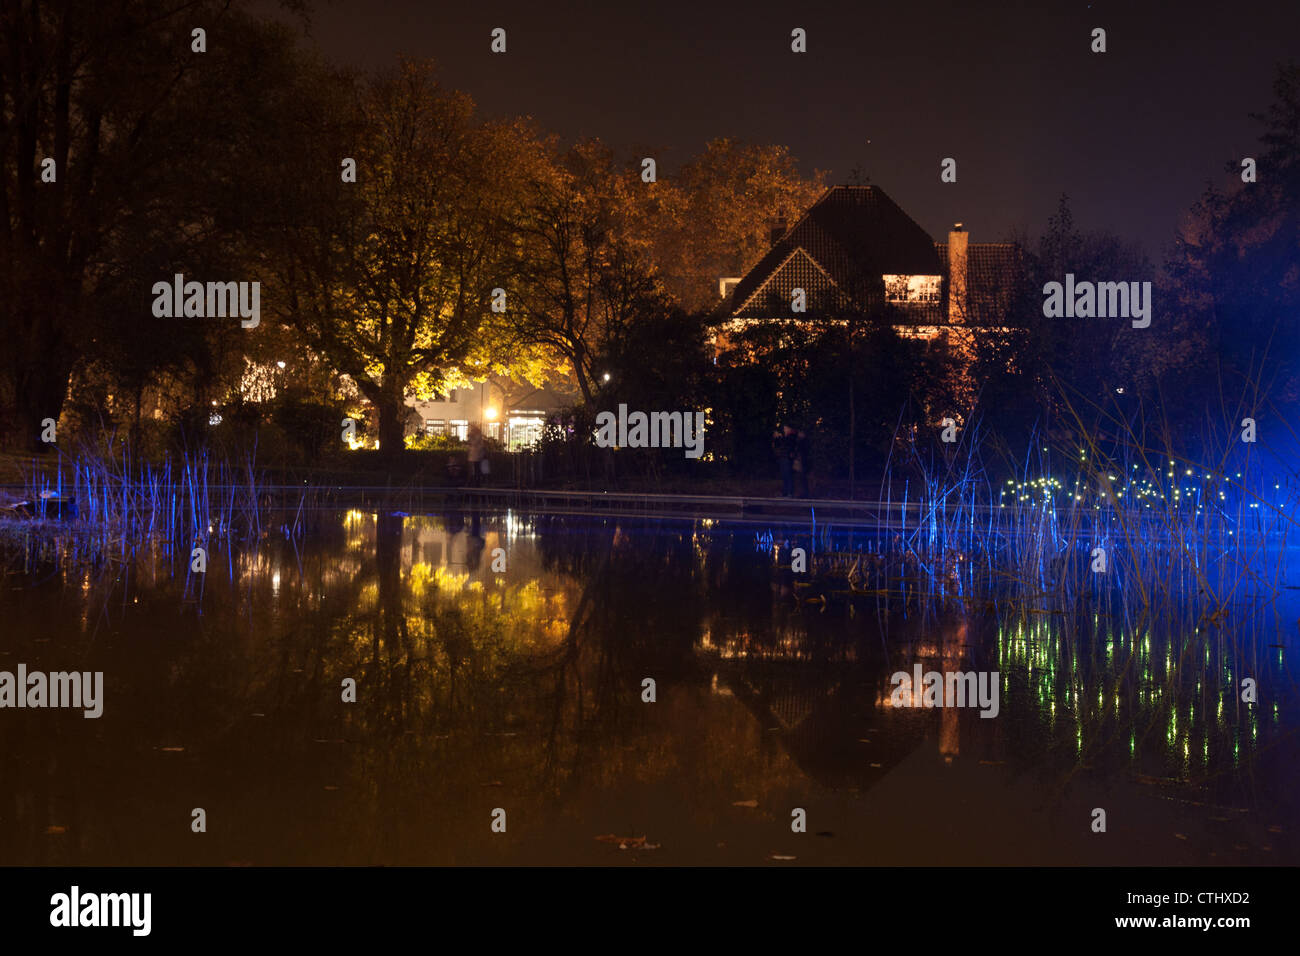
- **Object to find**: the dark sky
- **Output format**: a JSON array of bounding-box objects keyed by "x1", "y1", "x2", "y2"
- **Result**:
[{"x1": 268, "y1": 0, "x2": 1300, "y2": 259}]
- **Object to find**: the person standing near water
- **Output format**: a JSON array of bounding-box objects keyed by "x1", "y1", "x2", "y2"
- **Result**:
[
  {"x1": 467, "y1": 423, "x2": 486, "y2": 487},
  {"x1": 794, "y1": 427, "x2": 812, "y2": 498},
  {"x1": 772, "y1": 424, "x2": 797, "y2": 497}
]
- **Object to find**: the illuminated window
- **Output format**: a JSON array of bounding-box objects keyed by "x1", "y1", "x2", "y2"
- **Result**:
[
  {"x1": 883, "y1": 274, "x2": 942, "y2": 303},
  {"x1": 507, "y1": 414, "x2": 545, "y2": 451},
  {"x1": 426, "y1": 419, "x2": 445, "y2": 435}
]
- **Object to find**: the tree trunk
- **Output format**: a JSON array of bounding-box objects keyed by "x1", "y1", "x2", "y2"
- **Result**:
[
  {"x1": 377, "y1": 397, "x2": 406, "y2": 458},
  {"x1": 848, "y1": 322, "x2": 856, "y2": 500},
  {"x1": 573, "y1": 357, "x2": 594, "y2": 406},
  {"x1": 131, "y1": 380, "x2": 145, "y2": 452},
  {"x1": 13, "y1": 361, "x2": 71, "y2": 453}
]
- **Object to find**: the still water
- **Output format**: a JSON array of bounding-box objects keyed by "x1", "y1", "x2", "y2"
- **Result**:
[{"x1": 2, "y1": 507, "x2": 1296, "y2": 865}]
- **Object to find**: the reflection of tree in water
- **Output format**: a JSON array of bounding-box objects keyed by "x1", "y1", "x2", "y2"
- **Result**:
[
  {"x1": 319, "y1": 517, "x2": 1299, "y2": 861},
  {"x1": 527, "y1": 517, "x2": 709, "y2": 792},
  {"x1": 9, "y1": 509, "x2": 1295, "y2": 863}
]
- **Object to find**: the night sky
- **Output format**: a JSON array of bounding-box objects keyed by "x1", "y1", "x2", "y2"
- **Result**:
[{"x1": 265, "y1": 0, "x2": 1300, "y2": 259}]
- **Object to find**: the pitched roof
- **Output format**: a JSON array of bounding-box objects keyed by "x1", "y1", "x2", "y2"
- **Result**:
[
  {"x1": 720, "y1": 184, "x2": 1025, "y2": 327},
  {"x1": 727, "y1": 186, "x2": 943, "y2": 319},
  {"x1": 935, "y1": 241, "x2": 1026, "y2": 324}
]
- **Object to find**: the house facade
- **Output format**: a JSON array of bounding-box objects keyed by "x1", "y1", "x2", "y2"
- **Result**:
[
  {"x1": 405, "y1": 376, "x2": 577, "y2": 451},
  {"x1": 716, "y1": 185, "x2": 1024, "y2": 372}
]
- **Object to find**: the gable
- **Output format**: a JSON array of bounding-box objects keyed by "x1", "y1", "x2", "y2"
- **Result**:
[{"x1": 733, "y1": 247, "x2": 848, "y2": 318}]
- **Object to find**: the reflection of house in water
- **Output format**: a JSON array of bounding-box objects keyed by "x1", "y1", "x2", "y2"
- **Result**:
[
  {"x1": 399, "y1": 512, "x2": 554, "y2": 583},
  {"x1": 697, "y1": 617, "x2": 978, "y2": 787},
  {"x1": 697, "y1": 627, "x2": 921, "y2": 790}
]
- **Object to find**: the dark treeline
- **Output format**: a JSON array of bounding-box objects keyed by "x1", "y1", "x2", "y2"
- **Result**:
[{"x1": 2, "y1": 2, "x2": 1297, "y2": 485}]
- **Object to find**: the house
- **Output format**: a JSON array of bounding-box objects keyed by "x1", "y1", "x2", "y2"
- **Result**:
[
  {"x1": 405, "y1": 376, "x2": 578, "y2": 451},
  {"x1": 715, "y1": 185, "x2": 1024, "y2": 367}
]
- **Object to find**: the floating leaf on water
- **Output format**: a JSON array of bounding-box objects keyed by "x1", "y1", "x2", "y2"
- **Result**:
[{"x1": 596, "y1": 834, "x2": 648, "y2": 849}]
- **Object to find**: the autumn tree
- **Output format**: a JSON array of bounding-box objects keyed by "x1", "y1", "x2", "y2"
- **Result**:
[
  {"x1": 506, "y1": 139, "x2": 661, "y2": 405},
  {"x1": 648, "y1": 139, "x2": 826, "y2": 313},
  {"x1": 265, "y1": 61, "x2": 540, "y2": 455}
]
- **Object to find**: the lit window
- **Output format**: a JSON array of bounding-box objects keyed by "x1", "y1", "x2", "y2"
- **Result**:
[{"x1": 883, "y1": 274, "x2": 942, "y2": 303}]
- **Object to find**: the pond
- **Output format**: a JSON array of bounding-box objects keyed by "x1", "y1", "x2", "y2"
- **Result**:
[{"x1": 1, "y1": 506, "x2": 1296, "y2": 865}]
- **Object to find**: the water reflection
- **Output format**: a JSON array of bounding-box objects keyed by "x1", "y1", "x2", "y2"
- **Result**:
[{"x1": 0, "y1": 510, "x2": 1295, "y2": 865}]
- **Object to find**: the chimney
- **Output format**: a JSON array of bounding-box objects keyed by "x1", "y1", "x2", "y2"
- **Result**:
[
  {"x1": 947, "y1": 223, "x2": 968, "y2": 324},
  {"x1": 770, "y1": 216, "x2": 788, "y2": 245}
]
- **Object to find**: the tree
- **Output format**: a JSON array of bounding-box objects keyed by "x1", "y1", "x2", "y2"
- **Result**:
[
  {"x1": 0, "y1": 1, "x2": 306, "y2": 450},
  {"x1": 648, "y1": 139, "x2": 826, "y2": 314},
  {"x1": 507, "y1": 139, "x2": 659, "y2": 405},
  {"x1": 967, "y1": 195, "x2": 1158, "y2": 440},
  {"x1": 266, "y1": 61, "x2": 539, "y2": 455},
  {"x1": 1165, "y1": 62, "x2": 1300, "y2": 415}
]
